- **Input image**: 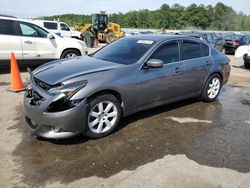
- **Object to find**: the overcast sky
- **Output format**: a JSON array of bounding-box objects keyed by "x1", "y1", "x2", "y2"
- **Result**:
[{"x1": 0, "y1": 0, "x2": 249, "y2": 18}]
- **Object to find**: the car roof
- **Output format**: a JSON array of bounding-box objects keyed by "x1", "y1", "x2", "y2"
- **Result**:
[{"x1": 127, "y1": 34, "x2": 204, "y2": 43}]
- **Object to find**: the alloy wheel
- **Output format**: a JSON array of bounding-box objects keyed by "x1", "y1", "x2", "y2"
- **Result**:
[
  {"x1": 65, "y1": 53, "x2": 77, "y2": 58},
  {"x1": 207, "y1": 77, "x2": 221, "y2": 99},
  {"x1": 88, "y1": 101, "x2": 118, "y2": 134}
]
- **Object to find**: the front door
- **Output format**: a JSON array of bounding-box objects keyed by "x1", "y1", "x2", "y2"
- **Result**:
[
  {"x1": 136, "y1": 40, "x2": 186, "y2": 110},
  {"x1": 17, "y1": 21, "x2": 57, "y2": 61}
]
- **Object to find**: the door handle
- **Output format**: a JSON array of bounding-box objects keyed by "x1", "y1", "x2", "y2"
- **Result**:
[
  {"x1": 24, "y1": 41, "x2": 33, "y2": 44},
  {"x1": 174, "y1": 67, "x2": 181, "y2": 73}
]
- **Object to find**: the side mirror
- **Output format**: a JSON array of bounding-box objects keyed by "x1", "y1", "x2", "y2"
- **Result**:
[
  {"x1": 47, "y1": 33, "x2": 54, "y2": 39},
  {"x1": 145, "y1": 59, "x2": 164, "y2": 68}
]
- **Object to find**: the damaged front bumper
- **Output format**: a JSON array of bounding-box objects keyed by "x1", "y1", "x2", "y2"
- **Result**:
[{"x1": 23, "y1": 78, "x2": 87, "y2": 139}]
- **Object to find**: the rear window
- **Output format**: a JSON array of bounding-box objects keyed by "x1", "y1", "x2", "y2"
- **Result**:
[
  {"x1": 181, "y1": 41, "x2": 202, "y2": 60},
  {"x1": 44, "y1": 22, "x2": 58, "y2": 30},
  {"x1": 0, "y1": 19, "x2": 15, "y2": 35}
]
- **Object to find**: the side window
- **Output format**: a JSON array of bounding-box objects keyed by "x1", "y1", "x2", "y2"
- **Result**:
[
  {"x1": 151, "y1": 42, "x2": 179, "y2": 64},
  {"x1": 201, "y1": 43, "x2": 209, "y2": 57},
  {"x1": 19, "y1": 22, "x2": 48, "y2": 38},
  {"x1": 60, "y1": 23, "x2": 70, "y2": 31},
  {"x1": 0, "y1": 19, "x2": 15, "y2": 35},
  {"x1": 181, "y1": 41, "x2": 202, "y2": 60},
  {"x1": 44, "y1": 22, "x2": 58, "y2": 30}
]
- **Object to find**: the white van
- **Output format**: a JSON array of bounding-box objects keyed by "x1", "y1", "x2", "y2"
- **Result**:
[{"x1": 33, "y1": 20, "x2": 82, "y2": 40}]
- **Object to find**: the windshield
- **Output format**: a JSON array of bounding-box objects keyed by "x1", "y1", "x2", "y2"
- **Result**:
[{"x1": 93, "y1": 37, "x2": 155, "y2": 65}]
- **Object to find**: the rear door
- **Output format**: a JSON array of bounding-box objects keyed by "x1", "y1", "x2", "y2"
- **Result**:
[
  {"x1": 16, "y1": 21, "x2": 57, "y2": 61},
  {"x1": 180, "y1": 40, "x2": 212, "y2": 94},
  {"x1": 0, "y1": 19, "x2": 22, "y2": 64}
]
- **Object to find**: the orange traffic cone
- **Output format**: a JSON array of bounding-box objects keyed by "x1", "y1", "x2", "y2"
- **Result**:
[{"x1": 9, "y1": 52, "x2": 25, "y2": 92}]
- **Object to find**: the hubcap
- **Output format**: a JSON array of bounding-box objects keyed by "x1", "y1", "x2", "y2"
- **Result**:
[
  {"x1": 88, "y1": 101, "x2": 118, "y2": 134},
  {"x1": 207, "y1": 77, "x2": 220, "y2": 99},
  {"x1": 65, "y1": 53, "x2": 77, "y2": 58}
]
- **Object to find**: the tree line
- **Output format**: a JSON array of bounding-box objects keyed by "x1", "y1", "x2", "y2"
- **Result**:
[{"x1": 42, "y1": 2, "x2": 250, "y2": 31}]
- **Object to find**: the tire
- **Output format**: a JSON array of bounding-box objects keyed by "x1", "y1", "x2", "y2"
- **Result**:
[
  {"x1": 244, "y1": 60, "x2": 250, "y2": 69},
  {"x1": 244, "y1": 55, "x2": 250, "y2": 69},
  {"x1": 104, "y1": 32, "x2": 116, "y2": 43},
  {"x1": 85, "y1": 94, "x2": 122, "y2": 139},
  {"x1": 61, "y1": 49, "x2": 81, "y2": 59},
  {"x1": 82, "y1": 31, "x2": 94, "y2": 48},
  {"x1": 202, "y1": 74, "x2": 222, "y2": 102}
]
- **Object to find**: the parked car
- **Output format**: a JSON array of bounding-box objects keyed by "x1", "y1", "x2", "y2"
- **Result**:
[
  {"x1": 235, "y1": 45, "x2": 250, "y2": 69},
  {"x1": 182, "y1": 31, "x2": 224, "y2": 52},
  {"x1": 223, "y1": 34, "x2": 249, "y2": 54},
  {"x1": 24, "y1": 35, "x2": 231, "y2": 139},
  {"x1": 32, "y1": 20, "x2": 82, "y2": 40},
  {"x1": 0, "y1": 16, "x2": 87, "y2": 68}
]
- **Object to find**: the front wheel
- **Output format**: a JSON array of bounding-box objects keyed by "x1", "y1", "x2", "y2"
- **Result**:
[
  {"x1": 85, "y1": 94, "x2": 122, "y2": 138},
  {"x1": 104, "y1": 32, "x2": 116, "y2": 43},
  {"x1": 61, "y1": 49, "x2": 81, "y2": 59},
  {"x1": 202, "y1": 74, "x2": 222, "y2": 102}
]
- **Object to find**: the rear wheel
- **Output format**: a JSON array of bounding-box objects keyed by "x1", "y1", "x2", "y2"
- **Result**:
[
  {"x1": 104, "y1": 32, "x2": 116, "y2": 43},
  {"x1": 85, "y1": 94, "x2": 122, "y2": 138},
  {"x1": 202, "y1": 74, "x2": 222, "y2": 102},
  {"x1": 61, "y1": 49, "x2": 81, "y2": 59}
]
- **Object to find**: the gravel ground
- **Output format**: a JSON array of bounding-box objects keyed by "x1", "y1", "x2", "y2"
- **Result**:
[{"x1": 0, "y1": 51, "x2": 250, "y2": 188}]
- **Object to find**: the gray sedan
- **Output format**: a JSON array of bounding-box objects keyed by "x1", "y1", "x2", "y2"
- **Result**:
[{"x1": 23, "y1": 35, "x2": 231, "y2": 139}]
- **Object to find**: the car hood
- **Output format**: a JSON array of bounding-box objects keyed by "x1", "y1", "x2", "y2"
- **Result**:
[{"x1": 33, "y1": 56, "x2": 122, "y2": 85}]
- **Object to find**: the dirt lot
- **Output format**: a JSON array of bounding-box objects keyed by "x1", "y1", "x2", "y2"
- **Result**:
[{"x1": 0, "y1": 53, "x2": 250, "y2": 188}]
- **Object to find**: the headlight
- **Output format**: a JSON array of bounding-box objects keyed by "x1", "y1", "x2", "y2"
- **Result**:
[
  {"x1": 49, "y1": 80, "x2": 88, "y2": 99},
  {"x1": 46, "y1": 81, "x2": 87, "y2": 112},
  {"x1": 77, "y1": 40, "x2": 87, "y2": 48}
]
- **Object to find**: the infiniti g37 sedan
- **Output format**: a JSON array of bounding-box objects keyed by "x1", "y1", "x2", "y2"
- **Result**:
[{"x1": 24, "y1": 35, "x2": 231, "y2": 139}]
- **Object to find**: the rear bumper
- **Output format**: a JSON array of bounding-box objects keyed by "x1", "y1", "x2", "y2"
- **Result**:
[{"x1": 23, "y1": 79, "x2": 87, "y2": 139}]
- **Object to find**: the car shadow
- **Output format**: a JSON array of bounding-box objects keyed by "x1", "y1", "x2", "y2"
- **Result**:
[{"x1": 40, "y1": 97, "x2": 200, "y2": 145}]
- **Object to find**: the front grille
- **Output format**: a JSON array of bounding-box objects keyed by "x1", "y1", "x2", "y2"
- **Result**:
[
  {"x1": 26, "y1": 88, "x2": 44, "y2": 106},
  {"x1": 34, "y1": 77, "x2": 52, "y2": 91}
]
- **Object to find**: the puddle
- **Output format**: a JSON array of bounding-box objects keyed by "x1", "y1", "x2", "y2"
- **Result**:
[{"x1": 12, "y1": 85, "x2": 250, "y2": 187}]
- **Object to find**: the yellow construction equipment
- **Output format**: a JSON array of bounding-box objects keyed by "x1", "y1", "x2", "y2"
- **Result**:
[{"x1": 75, "y1": 13, "x2": 124, "y2": 45}]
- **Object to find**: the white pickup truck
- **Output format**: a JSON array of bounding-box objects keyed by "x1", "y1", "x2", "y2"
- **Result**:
[
  {"x1": 235, "y1": 45, "x2": 250, "y2": 69},
  {"x1": 33, "y1": 20, "x2": 82, "y2": 40}
]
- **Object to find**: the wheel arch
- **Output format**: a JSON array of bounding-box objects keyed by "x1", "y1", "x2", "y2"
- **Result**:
[
  {"x1": 201, "y1": 72, "x2": 223, "y2": 94},
  {"x1": 60, "y1": 48, "x2": 82, "y2": 58},
  {"x1": 86, "y1": 89, "x2": 123, "y2": 106}
]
